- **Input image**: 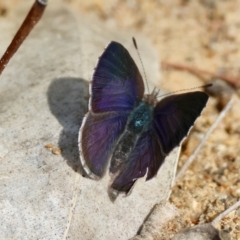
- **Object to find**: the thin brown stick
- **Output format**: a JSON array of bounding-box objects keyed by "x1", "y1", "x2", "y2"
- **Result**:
[
  {"x1": 0, "y1": 0, "x2": 48, "y2": 75},
  {"x1": 161, "y1": 61, "x2": 240, "y2": 88}
]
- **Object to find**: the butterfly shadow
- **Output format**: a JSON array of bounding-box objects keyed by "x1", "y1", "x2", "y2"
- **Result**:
[{"x1": 47, "y1": 77, "x2": 89, "y2": 175}]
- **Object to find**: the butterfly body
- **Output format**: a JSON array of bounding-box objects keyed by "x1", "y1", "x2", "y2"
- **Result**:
[
  {"x1": 127, "y1": 100, "x2": 154, "y2": 133},
  {"x1": 110, "y1": 100, "x2": 153, "y2": 174},
  {"x1": 79, "y1": 41, "x2": 209, "y2": 194}
]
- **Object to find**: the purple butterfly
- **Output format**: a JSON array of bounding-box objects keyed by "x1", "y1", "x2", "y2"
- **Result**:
[{"x1": 79, "y1": 41, "x2": 209, "y2": 194}]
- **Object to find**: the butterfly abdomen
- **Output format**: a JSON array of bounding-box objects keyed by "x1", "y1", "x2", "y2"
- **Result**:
[{"x1": 110, "y1": 101, "x2": 153, "y2": 174}]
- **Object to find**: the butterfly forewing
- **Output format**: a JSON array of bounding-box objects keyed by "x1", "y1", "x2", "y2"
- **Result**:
[
  {"x1": 91, "y1": 41, "x2": 144, "y2": 112},
  {"x1": 153, "y1": 92, "x2": 209, "y2": 155}
]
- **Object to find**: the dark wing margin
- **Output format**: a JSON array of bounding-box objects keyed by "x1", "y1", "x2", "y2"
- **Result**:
[
  {"x1": 91, "y1": 41, "x2": 144, "y2": 113},
  {"x1": 153, "y1": 91, "x2": 209, "y2": 155},
  {"x1": 79, "y1": 111, "x2": 129, "y2": 178},
  {"x1": 111, "y1": 129, "x2": 166, "y2": 193}
]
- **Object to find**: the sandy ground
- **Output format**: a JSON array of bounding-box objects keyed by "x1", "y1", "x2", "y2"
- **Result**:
[{"x1": 1, "y1": 0, "x2": 240, "y2": 239}]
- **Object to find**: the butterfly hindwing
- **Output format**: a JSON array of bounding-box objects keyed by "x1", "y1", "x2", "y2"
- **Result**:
[
  {"x1": 80, "y1": 111, "x2": 129, "y2": 178},
  {"x1": 111, "y1": 129, "x2": 165, "y2": 193},
  {"x1": 153, "y1": 91, "x2": 209, "y2": 155}
]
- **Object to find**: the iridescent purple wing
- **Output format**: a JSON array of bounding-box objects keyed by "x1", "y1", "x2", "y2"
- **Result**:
[
  {"x1": 91, "y1": 41, "x2": 144, "y2": 113},
  {"x1": 111, "y1": 130, "x2": 165, "y2": 193},
  {"x1": 79, "y1": 42, "x2": 144, "y2": 178},
  {"x1": 153, "y1": 92, "x2": 209, "y2": 155},
  {"x1": 80, "y1": 111, "x2": 129, "y2": 177}
]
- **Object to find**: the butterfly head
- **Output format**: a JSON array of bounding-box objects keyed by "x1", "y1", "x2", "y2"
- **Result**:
[{"x1": 143, "y1": 88, "x2": 159, "y2": 106}]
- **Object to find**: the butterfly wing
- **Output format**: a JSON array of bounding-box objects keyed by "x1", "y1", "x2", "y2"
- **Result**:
[
  {"x1": 79, "y1": 41, "x2": 144, "y2": 178},
  {"x1": 111, "y1": 129, "x2": 165, "y2": 193},
  {"x1": 79, "y1": 111, "x2": 129, "y2": 178},
  {"x1": 153, "y1": 91, "x2": 208, "y2": 155},
  {"x1": 91, "y1": 41, "x2": 144, "y2": 113}
]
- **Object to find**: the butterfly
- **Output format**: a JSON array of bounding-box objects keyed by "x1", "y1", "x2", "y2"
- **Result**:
[{"x1": 79, "y1": 41, "x2": 209, "y2": 195}]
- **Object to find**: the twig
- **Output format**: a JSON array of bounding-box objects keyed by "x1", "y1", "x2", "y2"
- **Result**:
[
  {"x1": 175, "y1": 97, "x2": 235, "y2": 183},
  {"x1": 212, "y1": 200, "x2": 240, "y2": 225},
  {"x1": 161, "y1": 61, "x2": 240, "y2": 88},
  {"x1": 0, "y1": 0, "x2": 48, "y2": 75}
]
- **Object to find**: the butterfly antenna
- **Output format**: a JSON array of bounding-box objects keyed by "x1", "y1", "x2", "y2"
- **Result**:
[
  {"x1": 157, "y1": 83, "x2": 212, "y2": 98},
  {"x1": 132, "y1": 37, "x2": 150, "y2": 94}
]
